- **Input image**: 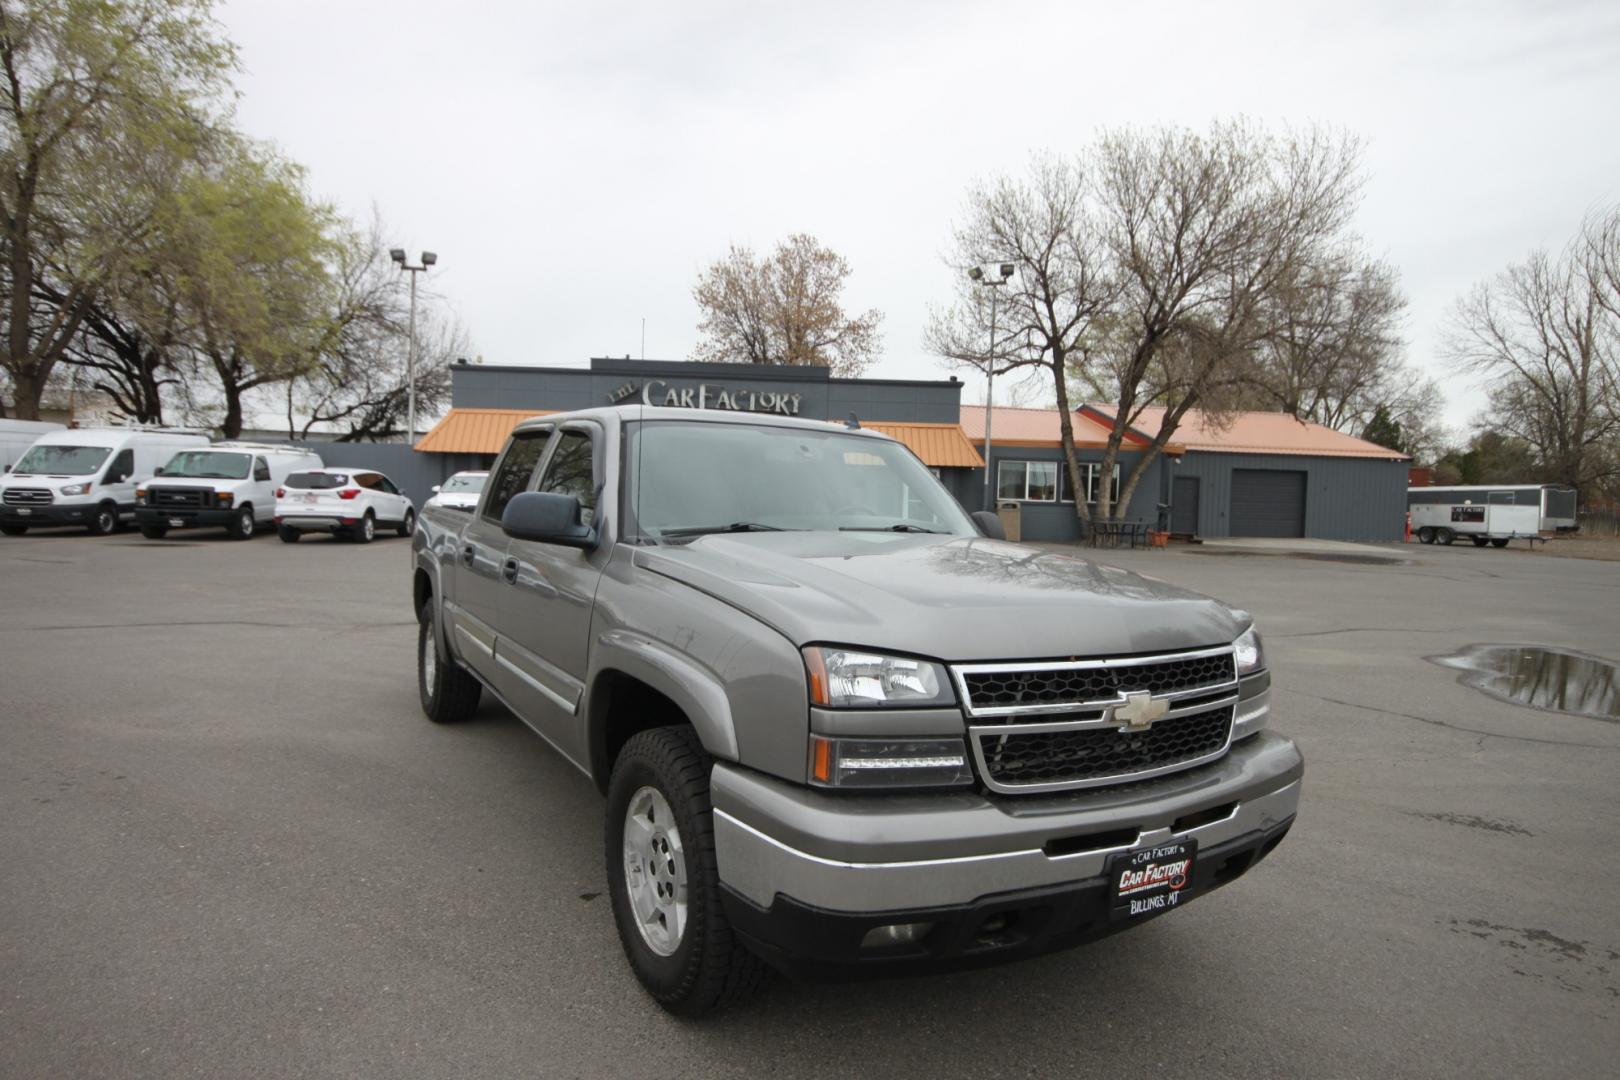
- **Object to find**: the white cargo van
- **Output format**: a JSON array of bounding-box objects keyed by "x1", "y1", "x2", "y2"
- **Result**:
[
  {"x1": 135, "y1": 442, "x2": 326, "y2": 540},
  {"x1": 1, "y1": 419, "x2": 66, "y2": 472},
  {"x1": 0, "y1": 427, "x2": 210, "y2": 536}
]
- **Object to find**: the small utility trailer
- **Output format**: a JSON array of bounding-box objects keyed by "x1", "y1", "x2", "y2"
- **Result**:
[{"x1": 1407, "y1": 484, "x2": 1576, "y2": 547}]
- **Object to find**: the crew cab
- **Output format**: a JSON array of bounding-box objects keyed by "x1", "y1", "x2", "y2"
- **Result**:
[
  {"x1": 135, "y1": 443, "x2": 325, "y2": 540},
  {"x1": 411, "y1": 406, "x2": 1301, "y2": 1015}
]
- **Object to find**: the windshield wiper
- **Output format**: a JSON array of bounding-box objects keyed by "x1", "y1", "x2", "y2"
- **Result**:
[
  {"x1": 659, "y1": 522, "x2": 793, "y2": 538},
  {"x1": 839, "y1": 524, "x2": 949, "y2": 534}
]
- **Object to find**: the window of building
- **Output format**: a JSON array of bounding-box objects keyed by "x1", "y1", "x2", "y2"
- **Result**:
[{"x1": 997, "y1": 460, "x2": 1058, "y2": 502}]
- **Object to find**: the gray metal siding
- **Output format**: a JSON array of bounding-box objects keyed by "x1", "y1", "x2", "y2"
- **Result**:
[
  {"x1": 959, "y1": 447, "x2": 1164, "y2": 542},
  {"x1": 1165, "y1": 453, "x2": 1407, "y2": 542}
]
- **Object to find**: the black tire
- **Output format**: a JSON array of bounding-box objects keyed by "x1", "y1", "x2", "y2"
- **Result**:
[
  {"x1": 1491, "y1": 538, "x2": 1510, "y2": 548},
  {"x1": 351, "y1": 511, "x2": 376, "y2": 544},
  {"x1": 606, "y1": 726, "x2": 770, "y2": 1017},
  {"x1": 1417, "y1": 527, "x2": 1435, "y2": 544},
  {"x1": 397, "y1": 508, "x2": 416, "y2": 538},
  {"x1": 1, "y1": 524, "x2": 27, "y2": 537},
  {"x1": 139, "y1": 523, "x2": 168, "y2": 540},
  {"x1": 1471, "y1": 536, "x2": 1488, "y2": 547},
  {"x1": 88, "y1": 502, "x2": 119, "y2": 536},
  {"x1": 418, "y1": 605, "x2": 481, "y2": 723},
  {"x1": 277, "y1": 525, "x2": 301, "y2": 543},
  {"x1": 1438, "y1": 528, "x2": 1455, "y2": 546},
  {"x1": 226, "y1": 506, "x2": 257, "y2": 540}
]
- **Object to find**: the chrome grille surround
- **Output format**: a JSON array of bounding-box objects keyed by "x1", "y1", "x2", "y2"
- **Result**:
[
  {"x1": 951, "y1": 645, "x2": 1240, "y2": 794},
  {"x1": 2, "y1": 487, "x2": 53, "y2": 505}
]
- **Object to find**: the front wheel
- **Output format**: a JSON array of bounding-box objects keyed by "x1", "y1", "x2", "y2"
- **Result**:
[
  {"x1": 418, "y1": 606, "x2": 481, "y2": 723},
  {"x1": 227, "y1": 506, "x2": 257, "y2": 540},
  {"x1": 1417, "y1": 527, "x2": 1435, "y2": 544},
  {"x1": 1, "y1": 524, "x2": 27, "y2": 537},
  {"x1": 139, "y1": 523, "x2": 168, "y2": 540},
  {"x1": 606, "y1": 727, "x2": 770, "y2": 1016},
  {"x1": 397, "y1": 508, "x2": 415, "y2": 537},
  {"x1": 88, "y1": 503, "x2": 118, "y2": 536}
]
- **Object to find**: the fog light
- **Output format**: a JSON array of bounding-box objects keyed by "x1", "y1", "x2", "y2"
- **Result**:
[{"x1": 860, "y1": 922, "x2": 934, "y2": 950}]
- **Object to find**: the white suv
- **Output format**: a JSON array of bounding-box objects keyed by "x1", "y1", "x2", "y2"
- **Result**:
[
  {"x1": 135, "y1": 443, "x2": 325, "y2": 540},
  {"x1": 274, "y1": 467, "x2": 416, "y2": 543}
]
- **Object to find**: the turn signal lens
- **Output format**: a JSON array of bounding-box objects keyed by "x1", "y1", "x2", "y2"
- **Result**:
[
  {"x1": 806, "y1": 735, "x2": 974, "y2": 789},
  {"x1": 214, "y1": 491, "x2": 234, "y2": 506},
  {"x1": 135, "y1": 488, "x2": 147, "y2": 502}
]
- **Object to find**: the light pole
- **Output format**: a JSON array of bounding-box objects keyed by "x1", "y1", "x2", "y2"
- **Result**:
[
  {"x1": 390, "y1": 248, "x2": 437, "y2": 444},
  {"x1": 969, "y1": 262, "x2": 1015, "y2": 511}
]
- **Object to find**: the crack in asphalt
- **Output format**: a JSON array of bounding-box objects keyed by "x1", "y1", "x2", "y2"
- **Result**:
[{"x1": 1278, "y1": 686, "x2": 1620, "y2": 750}]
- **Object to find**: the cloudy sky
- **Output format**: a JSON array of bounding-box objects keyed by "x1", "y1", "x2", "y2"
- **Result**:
[{"x1": 223, "y1": 0, "x2": 1620, "y2": 430}]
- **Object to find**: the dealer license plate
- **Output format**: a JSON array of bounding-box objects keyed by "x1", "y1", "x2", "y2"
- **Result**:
[
  {"x1": 169, "y1": 518, "x2": 185, "y2": 527},
  {"x1": 303, "y1": 493, "x2": 317, "y2": 504},
  {"x1": 1106, "y1": 839, "x2": 1197, "y2": 921},
  {"x1": 16, "y1": 508, "x2": 30, "y2": 516}
]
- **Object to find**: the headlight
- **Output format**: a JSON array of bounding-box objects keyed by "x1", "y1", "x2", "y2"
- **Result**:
[
  {"x1": 1234, "y1": 626, "x2": 1265, "y2": 675},
  {"x1": 803, "y1": 646, "x2": 955, "y2": 708},
  {"x1": 60, "y1": 482, "x2": 92, "y2": 496},
  {"x1": 135, "y1": 488, "x2": 147, "y2": 503},
  {"x1": 808, "y1": 735, "x2": 974, "y2": 789}
]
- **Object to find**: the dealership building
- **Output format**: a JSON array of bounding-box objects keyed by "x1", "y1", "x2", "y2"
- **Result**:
[{"x1": 416, "y1": 357, "x2": 1409, "y2": 542}]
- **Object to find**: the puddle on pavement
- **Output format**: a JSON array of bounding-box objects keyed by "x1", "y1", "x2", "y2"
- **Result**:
[{"x1": 1430, "y1": 645, "x2": 1620, "y2": 722}]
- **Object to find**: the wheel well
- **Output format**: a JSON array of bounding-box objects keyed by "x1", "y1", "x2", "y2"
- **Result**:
[
  {"x1": 588, "y1": 670, "x2": 691, "y2": 794},
  {"x1": 413, "y1": 569, "x2": 432, "y2": 620}
]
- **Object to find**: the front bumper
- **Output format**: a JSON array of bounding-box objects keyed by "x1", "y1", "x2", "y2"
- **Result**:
[
  {"x1": 1, "y1": 503, "x2": 93, "y2": 526},
  {"x1": 135, "y1": 506, "x2": 238, "y2": 528},
  {"x1": 712, "y1": 730, "x2": 1302, "y2": 976}
]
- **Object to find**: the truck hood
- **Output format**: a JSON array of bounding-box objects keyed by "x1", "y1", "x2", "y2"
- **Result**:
[{"x1": 635, "y1": 532, "x2": 1246, "y2": 661}]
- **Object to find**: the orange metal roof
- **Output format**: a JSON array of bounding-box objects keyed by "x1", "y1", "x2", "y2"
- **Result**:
[
  {"x1": 1096, "y1": 405, "x2": 1409, "y2": 459},
  {"x1": 958, "y1": 406, "x2": 1151, "y2": 449},
  {"x1": 414, "y1": 408, "x2": 554, "y2": 454},
  {"x1": 865, "y1": 422, "x2": 985, "y2": 468}
]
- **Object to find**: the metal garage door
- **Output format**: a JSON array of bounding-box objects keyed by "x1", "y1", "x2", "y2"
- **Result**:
[{"x1": 1230, "y1": 469, "x2": 1306, "y2": 537}]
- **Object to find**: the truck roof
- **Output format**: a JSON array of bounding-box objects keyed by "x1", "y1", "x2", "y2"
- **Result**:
[{"x1": 511, "y1": 403, "x2": 898, "y2": 443}]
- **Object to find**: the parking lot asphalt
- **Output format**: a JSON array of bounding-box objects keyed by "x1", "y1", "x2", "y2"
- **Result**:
[{"x1": 2, "y1": 529, "x2": 1617, "y2": 1079}]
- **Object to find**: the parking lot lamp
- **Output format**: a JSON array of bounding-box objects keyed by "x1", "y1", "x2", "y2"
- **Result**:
[
  {"x1": 969, "y1": 263, "x2": 1016, "y2": 511},
  {"x1": 391, "y1": 249, "x2": 438, "y2": 445}
]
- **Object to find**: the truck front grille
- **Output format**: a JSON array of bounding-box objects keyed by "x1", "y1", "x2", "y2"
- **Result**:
[
  {"x1": 2, "y1": 487, "x2": 53, "y2": 505},
  {"x1": 148, "y1": 487, "x2": 208, "y2": 509},
  {"x1": 974, "y1": 706, "x2": 1233, "y2": 791},
  {"x1": 952, "y1": 645, "x2": 1240, "y2": 793}
]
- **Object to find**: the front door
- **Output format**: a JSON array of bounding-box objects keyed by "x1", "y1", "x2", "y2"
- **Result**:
[
  {"x1": 450, "y1": 428, "x2": 550, "y2": 683},
  {"x1": 1171, "y1": 476, "x2": 1200, "y2": 535},
  {"x1": 497, "y1": 423, "x2": 607, "y2": 766}
]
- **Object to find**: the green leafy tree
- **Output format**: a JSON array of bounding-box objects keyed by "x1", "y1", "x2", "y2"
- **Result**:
[
  {"x1": 0, "y1": 0, "x2": 236, "y2": 418},
  {"x1": 1361, "y1": 404, "x2": 1403, "y2": 451}
]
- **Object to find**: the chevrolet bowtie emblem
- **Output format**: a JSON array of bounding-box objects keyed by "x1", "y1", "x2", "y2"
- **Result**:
[{"x1": 1113, "y1": 691, "x2": 1168, "y2": 732}]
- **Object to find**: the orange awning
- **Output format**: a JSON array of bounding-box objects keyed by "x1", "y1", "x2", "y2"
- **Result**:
[
  {"x1": 414, "y1": 408, "x2": 554, "y2": 454},
  {"x1": 865, "y1": 422, "x2": 985, "y2": 468}
]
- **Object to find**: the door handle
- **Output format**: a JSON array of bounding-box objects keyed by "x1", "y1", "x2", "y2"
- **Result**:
[
  {"x1": 502, "y1": 557, "x2": 520, "y2": 583},
  {"x1": 461, "y1": 543, "x2": 475, "y2": 567}
]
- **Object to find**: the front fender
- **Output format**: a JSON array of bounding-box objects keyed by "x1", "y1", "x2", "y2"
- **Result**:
[{"x1": 593, "y1": 629, "x2": 740, "y2": 764}]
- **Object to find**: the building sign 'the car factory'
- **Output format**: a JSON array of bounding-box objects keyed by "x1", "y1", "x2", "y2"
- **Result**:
[{"x1": 608, "y1": 380, "x2": 803, "y2": 416}]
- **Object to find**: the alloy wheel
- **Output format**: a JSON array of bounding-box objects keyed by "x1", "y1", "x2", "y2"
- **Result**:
[{"x1": 621, "y1": 786, "x2": 688, "y2": 957}]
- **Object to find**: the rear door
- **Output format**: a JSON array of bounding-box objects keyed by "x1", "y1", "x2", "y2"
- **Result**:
[
  {"x1": 451, "y1": 428, "x2": 551, "y2": 681},
  {"x1": 497, "y1": 422, "x2": 608, "y2": 764},
  {"x1": 249, "y1": 456, "x2": 274, "y2": 521}
]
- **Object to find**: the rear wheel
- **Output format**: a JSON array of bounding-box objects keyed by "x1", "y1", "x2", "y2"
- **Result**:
[
  {"x1": 1471, "y1": 536, "x2": 1488, "y2": 547},
  {"x1": 606, "y1": 726, "x2": 770, "y2": 1016},
  {"x1": 227, "y1": 506, "x2": 256, "y2": 540},
  {"x1": 139, "y1": 523, "x2": 168, "y2": 540},
  {"x1": 1491, "y1": 538, "x2": 1510, "y2": 548},
  {"x1": 277, "y1": 525, "x2": 301, "y2": 543},
  {"x1": 397, "y1": 508, "x2": 416, "y2": 537},
  {"x1": 0, "y1": 524, "x2": 27, "y2": 537},
  {"x1": 351, "y1": 511, "x2": 375, "y2": 544},
  {"x1": 1417, "y1": 527, "x2": 1435, "y2": 544},
  {"x1": 88, "y1": 503, "x2": 118, "y2": 536},
  {"x1": 1438, "y1": 528, "x2": 1456, "y2": 545},
  {"x1": 418, "y1": 605, "x2": 481, "y2": 723}
]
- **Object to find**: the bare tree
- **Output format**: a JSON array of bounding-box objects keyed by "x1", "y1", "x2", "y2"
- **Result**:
[
  {"x1": 692, "y1": 234, "x2": 882, "y2": 375},
  {"x1": 1445, "y1": 207, "x2": 1620, "y2": 498},
  {"x1": 926, "y1": 155, "x2": 1116, "y2": 522}
]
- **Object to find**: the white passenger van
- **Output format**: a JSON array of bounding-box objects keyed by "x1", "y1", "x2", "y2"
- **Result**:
[
  {"x1": 0, "y1": 427, "x2": 210, "y2": 536},
  {"x1": 135, "y1": 442, "x2": 325, "y2": 540},
  {"x1": 0, "y1": 419, "x2": 66, "y2": 472}
]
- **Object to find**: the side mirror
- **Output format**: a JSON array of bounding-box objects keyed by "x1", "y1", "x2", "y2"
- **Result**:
[
  {"x1": 431, "y1": 484, "x2": 441, "y2": 493},
  {"x1": 154, "y1": 467, "x2": 165, "y2": 476},
  {"x1": 2, "y1": 464, "x2": 10, "y2": 473},
  {"x1": 501, "y1": 491, "x2": 597, "y2": 549},
  {"x1": 971, "y1": 510, "x2": 1006, "y2": 540}
]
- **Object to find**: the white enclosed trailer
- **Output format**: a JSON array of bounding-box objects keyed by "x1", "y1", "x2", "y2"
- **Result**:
[{"x1": 1407, "y1": 484, "x2": 1574, "y2": 547}]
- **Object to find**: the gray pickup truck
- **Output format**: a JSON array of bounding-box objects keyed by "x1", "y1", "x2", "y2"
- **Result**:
[{"x1": 411, "y1": 405, "x2": 1301, "y2": 1015}]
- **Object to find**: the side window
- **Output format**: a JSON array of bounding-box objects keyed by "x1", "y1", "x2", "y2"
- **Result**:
[
  {"x1": 104, "y1": 449, "x2": 134, "y2": 484},
  {"x1": 253, "y1": 457, "x2": 271, "y2": 482},
  {"x1": 354, "y1": 472, "x2": 382, "y2": 490},
  {"x1": 378, "y1": 476, "x2": 400, "y2": 495},
  {"x1": 538, "y1": 429, "x2": 597, "y2": 526},
  {"x1": 483, "y1": 431, "x2": 550, "y2": 523}
]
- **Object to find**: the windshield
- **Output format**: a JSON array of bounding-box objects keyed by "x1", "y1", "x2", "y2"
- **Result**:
[
  {"x1": 443, "y1": 473, "x2": 486, "y2": 493},
  {"x1": 627, "y1": 420, "x2": 975, "y2": 539},
  {"x1": 11, "y1": 444, "x2": 112, "y2": 475},
  {"x1": 285, "y1": 472, "x2": 348, "y2": 489},
  {"x1": 160, "y1": 451, "x2": 251, "y2": 480}
]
